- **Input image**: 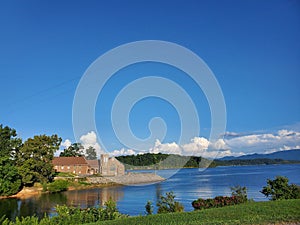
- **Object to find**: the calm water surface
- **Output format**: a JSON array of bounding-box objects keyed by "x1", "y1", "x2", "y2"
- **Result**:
[{"x1": 1, "y1": 164, "x2": 300, "y2": 220}]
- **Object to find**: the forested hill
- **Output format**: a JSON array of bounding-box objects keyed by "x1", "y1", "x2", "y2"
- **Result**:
[
  {"x1": 116, "y1": 153, "x2": 216, "y2": 170},
  {"x1": 116, "y1": 153, "x2": 300, "y2": 170}
]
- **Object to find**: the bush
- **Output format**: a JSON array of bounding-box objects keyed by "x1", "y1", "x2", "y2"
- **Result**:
[
  {"x1": 261, "y1": 176, "x2": 300, "y2": 200},
  {"x1": 47, "y1": 180, "x2": 69, "y2": 193},
  {"x1": 145, "y1": 200, "x2": 153, "y2": 215},
  {"x1": 230, "y1": 185, "x2": 248, "y2": 203},
  {"x1": 192, "y1": 195, "x2": 245, "y2": 210},
  {"x1": 157, "y1": 192, "x2": 184, "y2": 214},
  {"x1": 1, "y1": 199, "x2": 127, "y2": 225}
]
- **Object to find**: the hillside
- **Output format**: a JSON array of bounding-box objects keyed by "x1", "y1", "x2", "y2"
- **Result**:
[
  {"x1": 116, "y1": 152, "x2": 300, "y2": 170},
  {"x1": 220, "y1": 149, "x2": 300, "y2": 161},
  {"x1": 116, "y1": 153, "x2": 216, "y2": 169}
]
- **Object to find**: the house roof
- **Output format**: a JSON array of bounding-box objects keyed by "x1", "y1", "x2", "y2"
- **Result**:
[
  {"x1": 86, "y1": 160, "x2": 100, "y2": 167},
  {"x1": 52, "y1": 157, "x2": 88, "y2": 165}
]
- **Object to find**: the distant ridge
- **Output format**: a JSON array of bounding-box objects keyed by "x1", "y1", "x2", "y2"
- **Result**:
[{"x1": 220, "y1": 149, "x2": 300, "y2": 161}]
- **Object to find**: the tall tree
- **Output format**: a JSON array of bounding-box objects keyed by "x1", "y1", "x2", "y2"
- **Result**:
[
  {"x1": 85, "y1": 146, "x2": 97, "y2": 160},
  {"x1": 0, "y1": 124, "x2": 22, "y2": 196},
  {"x1": 60, "y1": 143, "x2": 84, "y2": 157},
  {"x1": 17, "y1": 134, "x2": 61, "y2": 186}
]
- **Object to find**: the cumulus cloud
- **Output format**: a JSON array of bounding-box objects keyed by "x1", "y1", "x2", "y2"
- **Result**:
[
  {"x1": 108, "y1": 128, "x2": 300, "y2": 158},
  {"x1": 79, "y1": 131, "x2": 102, "y2": 157},
  {"x1": 150, "y1": 139, "x2": 182, "y2": 155},
  {"x1": 225, "y1": 129, "x2": 300, "y2": 154},
  {"x1": 144, "y1": 137, "x2": 238, "y2": 159},
  {"x1": 59, "y1": 127, "x2": 300, "y2": 159},
  {"x1": 61, "y1": 139, "x2": 72, "y2": 149},
  {"x1": 110, "y1": 148, "x2": 137, "y2": 157}
]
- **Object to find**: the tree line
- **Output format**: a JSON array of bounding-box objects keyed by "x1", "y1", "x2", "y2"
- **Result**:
[
  {"x1": 0, "y1": 124, "x2": 97, "y2": 196},
  {"x1": 116, "y1": 153, "x2": 300, "y2": 169}
]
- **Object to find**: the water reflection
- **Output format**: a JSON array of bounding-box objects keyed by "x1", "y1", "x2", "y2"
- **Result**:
[
  {"x1": 64, "y1": 186, "x2": 124, "y2": 208},
  {"x1": 0, "y1": 186, "x2": 124, "y2": 221}
]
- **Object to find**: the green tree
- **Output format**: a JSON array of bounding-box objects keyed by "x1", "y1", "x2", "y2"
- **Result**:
[
  {"x1": 145, "y1": 200, "x2": 153, "y2": 215},
  {"x1": 231, "y1": 185, "x2": 248, "y2": 202},
  {"x1": 157, "y1": 191, "x2": 184, "y2": 214},
  {"x1": 60, "y1": 143, "x2": 83, "y2": 157},
  {"x1": 85, "y1": 146, "x2": 97, "y2": 160},
  {"x1": 0, "y1": 124, "x2": 22, "y2": 196},
  {"x1": 261, "y1": 176, "x2": 300, "y2": 200},
  {"x1": 17, "y1": 134, "x2": 61, "y2": 186}
]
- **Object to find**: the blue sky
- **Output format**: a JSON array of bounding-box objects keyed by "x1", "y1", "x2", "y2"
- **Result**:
[{"x1": 1, "y1": 0, "x2": 299, "y2": 157}]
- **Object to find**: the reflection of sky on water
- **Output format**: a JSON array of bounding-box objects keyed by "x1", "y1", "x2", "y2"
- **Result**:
[{"x1": 1, "y1": 164, "x2": 300, "y2": 219}]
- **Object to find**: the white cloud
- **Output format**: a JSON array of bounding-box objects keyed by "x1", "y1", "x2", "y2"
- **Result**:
[
  {"x1": 110, "y1": 148, "x2": 136, "y2": 157},
  {"x1": 60, "y1": 127, "x2": 300, "y2": 159},
  {"x1": 149, "y1": 139, "x2": 182, "y2": 155},
  {"x1": 225, "y1": 129, "x2": 300, "y2": 154},
  {"x1": 79, "y1": 131, "x2": 102, "y2": 157},
  {"x1": 60, "y1": 139, "x2": 71, "y2": 149},
  {"x1": 280, "y1": 145, "x2": 300, "y2": 151}
]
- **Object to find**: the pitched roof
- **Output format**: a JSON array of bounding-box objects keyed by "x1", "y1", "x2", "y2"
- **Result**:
[
  {"x1": 52, "y1": 157, "x2": 88, "y2": 165},
  {"x1": 86, "y1": 160, "x2": 100, "y2": 167}
]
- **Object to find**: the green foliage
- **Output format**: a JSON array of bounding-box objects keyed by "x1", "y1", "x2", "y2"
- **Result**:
[
  {"x1": 0, "y1": 124, "x2": 22, "y2": 196},
  {"x1": 47, "y1": 179, "x2": 69, "y2": 193},
  {"x1": 2, "y1": 199, "x2": 126, "y2": 225},
  {"x1": 157, "y1": 192, "x2": 184, "y2": 214},
  {"x1": 230, "y1": 185, "x2": 248, "y2": 202},
  {"x1": 16, "y1": 135, "x2": 62, "y2": 186},
  {"x1": 0, "y1": 124, "x2": 22, "y2": 158},
  {"x1": 60, "y1": 143, "x2": 84, "y2": 157},
  {"x1": 55, "y1": 172, "x2": 76, "y2": 177},
  {"x1": 145, "y1": 200, "x2": 153, "y2": 215},
  {"x1": 192, "y1": 195, "x2": 246, "y2": 210},
  {"x1": 261, "y1": 176, "x2": 300, "y2": 200},
  {"x1": 52, "y1": 199, "x2": 125, "y2": 224},
  {"x1": 85, "y1": 146, "x2": 97, "y2": 160},
  {"x1": 0, "y1": 157, "x2": 22, "y2": 196},
  {"x1": 116, "y1": 153, "x2": 299, "y2": 170},
  {"x1": 116, "y1": 153, "x2": 215, "y2": 169}
]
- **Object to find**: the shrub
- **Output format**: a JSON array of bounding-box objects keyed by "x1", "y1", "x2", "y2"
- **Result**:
[
  {"x1": 192, "y1": 186, "x2": 248, "y2": 211},
  {"x1": 261, "y1": 176, "x2": 300, "y2": 200},
  {"x1": 47, "y1": 179, "x2": 69, "y2": 193},
  {"x1": 145, "y1": 200, "x2": 153, "y2": 215},
  {"x1": 192, "y1": 195, "x2": 246, "y2": 210},
  {"x1": 230, "y1": 185, "x2": 248, "y2": 203},
  {"x1": 157, "y1": 191, "x2": 184, "y2": 214}
]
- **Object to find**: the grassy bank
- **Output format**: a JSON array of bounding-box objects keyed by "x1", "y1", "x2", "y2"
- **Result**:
[{"x1": 88, "y1": 199, "x2": 300, "y2": 225}]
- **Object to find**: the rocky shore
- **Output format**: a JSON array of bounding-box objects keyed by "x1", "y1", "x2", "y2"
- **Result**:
[{"x1": 87, "y1": 172, "x2": 165, "y2": 185}]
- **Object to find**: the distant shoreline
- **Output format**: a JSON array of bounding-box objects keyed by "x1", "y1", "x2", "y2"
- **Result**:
[{"x1": 124, "y1": 161, "x2": 300, "y2": 171}]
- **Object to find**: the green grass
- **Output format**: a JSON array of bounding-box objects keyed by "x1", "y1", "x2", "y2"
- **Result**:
[
  {"x1": 87, "y1": 199, "x2": 300, "y2": 225},
  {"x1": 55, "y1": 172, "x2": 76, "y2": 177}
]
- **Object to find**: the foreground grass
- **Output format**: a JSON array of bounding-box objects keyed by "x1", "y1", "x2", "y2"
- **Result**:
[{"x1": 89, "y1": 199, "x2": 300, "y2": 225}]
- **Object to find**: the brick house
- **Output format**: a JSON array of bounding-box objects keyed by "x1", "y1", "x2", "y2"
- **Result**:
[
  {"x1": 52, "y1": 154, "x2": 125, "y2": 176},
  {"x1": 52, "y1": 157, "x2": 89, "y2": 175}
]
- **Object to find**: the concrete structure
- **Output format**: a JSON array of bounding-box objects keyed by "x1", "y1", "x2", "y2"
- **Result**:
[
  {"x1": 100, "y1": 154, "x2": 125, "y2": 176},
  {"x1": 52, "y1": 155, "x2": 125, "y2": 176}
]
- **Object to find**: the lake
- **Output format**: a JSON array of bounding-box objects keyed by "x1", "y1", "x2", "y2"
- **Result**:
[{"x1": 1, "y1": 164, "x2": 300, "y2": 220}]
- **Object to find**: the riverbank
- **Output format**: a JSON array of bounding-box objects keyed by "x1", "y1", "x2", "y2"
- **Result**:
[{"x1": 0, "y1": 172, "x2": 165, "y2": 199}]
